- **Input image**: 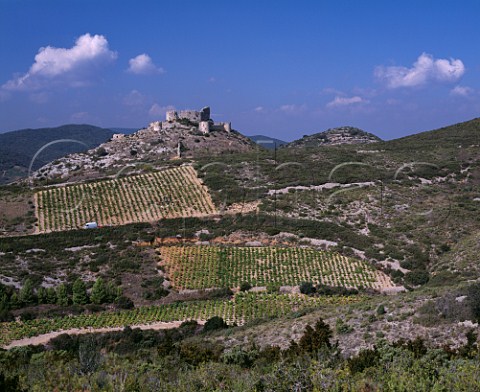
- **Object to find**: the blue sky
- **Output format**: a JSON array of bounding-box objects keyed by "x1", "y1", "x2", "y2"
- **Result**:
[{"x1": 1, "y1": 0, "x2": 480, "y2": 140}]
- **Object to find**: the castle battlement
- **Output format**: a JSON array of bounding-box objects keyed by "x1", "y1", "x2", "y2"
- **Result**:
[
  {"x1": 161, "y1": 106, "x2": 230, "y2": 134},
  {"x1": 166, "y1": 106, "x2": 210, "y2": 123}
]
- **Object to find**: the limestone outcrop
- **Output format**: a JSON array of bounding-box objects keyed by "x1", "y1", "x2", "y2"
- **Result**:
[
  {"x1": 286, "y1": 126, "x2": 382, "y2": 148},
  {"x1": 33, "y1": 106, "x2": 254, "y2": 182}
]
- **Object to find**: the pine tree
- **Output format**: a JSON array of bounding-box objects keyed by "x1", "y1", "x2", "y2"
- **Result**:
[
  {"x1": 56, "y1": 284, "x2": 70, "y2": 306},
  {"x1": 19, "y1": 278, "x2": 35, "y2": 305},
  {"x1": 90, "y1": 277, "x2": 107, "y2": 304},
  {"x1": 72, "y1": 279, "x2": 88, "y2": 305},
  {"x1": 10, "y1": 292, "x2": 19, "y2": 309},
  {"x1": 37, "y1": 287, "x2": 47, "y2": 304},
  {"x1": 299, "y1": 318, "x2": 333, "y2": 353},
  {"x1": 106, "y1": 281, "x2": 118, "y2": 303},
  {"x1": 46, "y1": 287, "x2": 57, "y2": 304},
  {"x1": 0, "y1": 293, "x2": 13, "y2": 322}
]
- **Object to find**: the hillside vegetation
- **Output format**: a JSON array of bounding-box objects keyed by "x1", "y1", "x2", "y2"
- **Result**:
[{"x1": 1, "y1": 118, "x2": 480, "y2": 390}]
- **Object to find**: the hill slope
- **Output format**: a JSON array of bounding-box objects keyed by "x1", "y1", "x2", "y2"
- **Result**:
[
  {"x1": 0, "y1": 124, "x2": 113, "y2": 184},
  {"x1": 286, "y1": 126, "x2": 382, "y2": 148},
  {"x1": 33, "y1": 120, "x2": 256, "y2": 182},
  {"x1": 380, "y1": 117, "x2": 480, "y2": 150}
]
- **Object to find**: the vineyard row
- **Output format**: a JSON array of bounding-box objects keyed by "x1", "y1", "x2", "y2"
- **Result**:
[
  {"x1": 160, "y1": 245, "x2": 396, "y2": 290},
  {"x1": 0, "y1": 293, "x2": 361, "y2": 346},
  {"x1": 35, "y1": 166, "x2": 217, "y2": 232}
]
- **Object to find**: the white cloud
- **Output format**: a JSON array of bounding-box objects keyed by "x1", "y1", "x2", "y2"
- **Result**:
[
  {"x1": 128, "y1": 54, "x2": 164, "y2": 75},
  {"x1": 148, "y1": 103, "x2": 175, "y2": 117},
  {"x1": 375, "y1": 53, "x2": 465, "y2": 88},
  {"x1": 254, "y1": 106, "x2": 265, "y2": 113},
  {"x1": 2, "y1": 33, "x2": 117, "y2": 91},
  {"x1": 208, "y1": 76, "x2": 216, "y2": 83},
  {"x1": 279, "y1": 104, "x2": 307, "y2": 115},
  {"x1": 123, "y1": 90, "x2": 146, "y2": 107},
  {"x1": 450, "y1": 85, "x2": 474, "y2": 96},
  {"x1": 326, "y1": 96, "x2": 368, "y2": 108}
]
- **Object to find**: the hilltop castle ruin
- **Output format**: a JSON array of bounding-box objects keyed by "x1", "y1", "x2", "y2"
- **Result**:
[
  {"x1": 107, "y1": 106, "x2": 244, "y2": 160},
  {"x1": 149, "y1": 106, "x2": 231, "y2": 134}
]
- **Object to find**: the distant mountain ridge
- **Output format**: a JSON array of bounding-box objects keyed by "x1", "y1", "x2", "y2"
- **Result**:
[
  {"x1": 286, "y1": 126, "x2": 382, "y2": 148},
  {"x1": 248, "y1": 135, "x2": 288, "y2": 149},
  {"x1": 0, "y1": 124, "x2": 113, "y2": 184}
]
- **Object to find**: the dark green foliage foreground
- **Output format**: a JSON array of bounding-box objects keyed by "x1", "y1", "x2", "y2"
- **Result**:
[{"x1": 1, "y1": 318, "x2": 479, "y2": 391}]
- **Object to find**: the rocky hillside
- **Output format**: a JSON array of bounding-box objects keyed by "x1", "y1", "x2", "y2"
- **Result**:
[
  {"x1": 286, "y1": 126, "x2": 382, "y2": 148},
  {"x1": 0, "y1": 124, "x2": 113, "y2": 185},
  {"x1": 32, "y1": 119, "x2": 255, "y2": 183}
]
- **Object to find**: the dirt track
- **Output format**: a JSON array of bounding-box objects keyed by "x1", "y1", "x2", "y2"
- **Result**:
[{"x1": 3, "y1": 320, "x2": 206, "y2": 350}]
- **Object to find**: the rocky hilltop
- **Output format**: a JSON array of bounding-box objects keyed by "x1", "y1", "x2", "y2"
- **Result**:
[
  {"x1": 286, "y1": 126, "x2": 382, "y2": 148},
  {"x1": 33, "y1": 106, "x2": 255, "y2": 182}
]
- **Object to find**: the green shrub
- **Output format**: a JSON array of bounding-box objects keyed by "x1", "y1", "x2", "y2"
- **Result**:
[
  {"x1": 204, "y1": 288, "x2": 233, "y2": 299},
  {"x1": 178, "y1": 340, "x2": 223, "y2": 365},
  {"x1": 376, "y1": 304, "x2": 386, "y2": 315},
  {"x1": 266, "y1": 282, "x2": 281, "y2": 294},
  {"x1": 222, "y1": 346, "x2": 258, "y2": 368},
  {"x1": 316, "y1": 284, "x2": 358, "y2": 296},
  {"x1": 115, "y1": 296, "x2": 134, "y2": 309},
  {"x1": 405, "y1": 270, "x2": 430, "y2": 286},
  {"x1": 203, "y1": 316, "x2": 228, "y2": 332},
  {"x1": 299, "y1": 281, "x2": 316, "y2": 295},
  {"x1": 335, "y1": 318, "x2": 354, "y2": 334},
  {"x1": 298, "y1": 318, "x2": 333, "y2": 352},
  {"x1": 348, "y1": 348, "x2": 380, "y2": 373},
  {"x1": 239, "y1": 281, "x2": 252, "y2": 292},
  {"x1": 466, "y1": 283, "x2": 480, "y2": 322}
]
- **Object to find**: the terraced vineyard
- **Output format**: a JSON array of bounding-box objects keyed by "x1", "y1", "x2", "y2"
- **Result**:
[
  {"x1": 0, "y1": 293, "x2": 362, "y2": 346},
  {"x1": 35, "y1": 166, "x2": 216, "y2": 232},
  {"x1": 160, "y1": 246, "x2": 395, "y2": 290}
]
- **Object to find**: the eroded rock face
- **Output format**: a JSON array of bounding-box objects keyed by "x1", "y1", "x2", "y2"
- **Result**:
[
  {"x1": 33, "y1": 113, "x2": 255, "y2": 182},
  {"x1": 286, "y1": 126, "x2": 382, "y2": 148}
]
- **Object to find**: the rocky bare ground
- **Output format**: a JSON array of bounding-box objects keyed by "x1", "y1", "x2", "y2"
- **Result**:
[
  {"x1": 32, "y1": 120, "x2": 255, "y2": 183},
  {"x1": 285, "y1": 126, "x2": 382, "y2": 148},
  {"x1": 211, "y1": 292, "x2": 480, "y2": 358}
]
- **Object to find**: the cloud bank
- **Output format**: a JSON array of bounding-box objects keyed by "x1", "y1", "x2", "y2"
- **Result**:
[
  {"x1": 450, "y1": 85, "x2": 473, "y2": 97},
  {"x1": 375, "y1": 53, "x2": 465, "y2": 88},
  {"x1": 279, "y1": 104, "x2": 307, "y2": 115},
  {"x1": 123, "y1": 89, "x2": 146, "y2": 107},
  {"x1": 128, "y1": 54, "x2": 164, "y2": 75},
  {"x1": 2, "y1": 33, "x2": 117, "y2": 91},
  {"x1": 327, "y1": 96, "x2": 367, "y2": 108}
]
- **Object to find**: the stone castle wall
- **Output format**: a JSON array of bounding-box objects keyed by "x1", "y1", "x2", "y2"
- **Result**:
[
  {"x1": 163, "y1": 106, "x2": 230, "y2": 134},
  {"x1": 199, "y1": 121, "x2": 210, "y2": 134},
  {"x1": 166, "y1": 106, "x2": 210, "y2": 123},
  {"x1": 210, "y1": 122, "x2": 231, "y2": 133}
]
